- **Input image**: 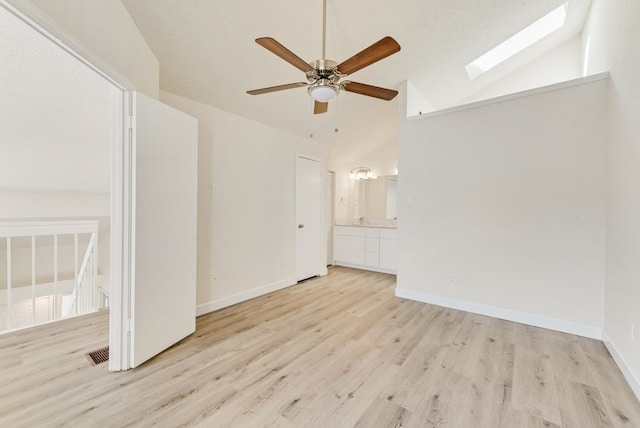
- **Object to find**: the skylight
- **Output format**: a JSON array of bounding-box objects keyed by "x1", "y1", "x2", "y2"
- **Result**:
[{"x1": 465, "y1": 2, "x2": 568, "y2": 80}]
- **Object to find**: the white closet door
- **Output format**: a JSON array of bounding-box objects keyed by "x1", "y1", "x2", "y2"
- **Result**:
[
  {"x1": 130, "y1": 92, "x2": 198, "y2": 368},
  {"x1": 295, "y1": 155, "x2": 323, "y2": 281}
]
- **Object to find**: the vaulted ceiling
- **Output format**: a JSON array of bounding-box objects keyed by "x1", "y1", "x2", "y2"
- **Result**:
[{"x1": 121, "y1": 0, "x2": 592, "y2": 161}]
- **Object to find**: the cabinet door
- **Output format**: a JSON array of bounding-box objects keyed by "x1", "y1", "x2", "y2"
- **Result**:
[
  {"x1": 334, "y1": 234, "x2": 365, "y2": 265},
  {"x1": 379, "y1": 238, "x2": 397, "y2": 270},
  {"x1": 365, "y1": 251, "x2": 380, "y2": 267},
  {"x1": 366, "y1": 237, "x2": 379, "y2": 252}
]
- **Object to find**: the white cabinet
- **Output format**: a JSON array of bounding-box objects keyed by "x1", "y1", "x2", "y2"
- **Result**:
[
  {"x1": 365, "y1": 228, "x2": 380, "y2": 267},
  {"x1": 333, "y1": 226, "x2": 365, "y2": 265},
  {"x1": 333, "y1": 225, "x2": 396, "y2": 274},
  {"x1": 379, "y1": 228, "x2": 397, "y2": 271}
]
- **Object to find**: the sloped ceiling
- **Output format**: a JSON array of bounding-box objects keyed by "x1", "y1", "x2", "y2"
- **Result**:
[{"x1": 121, "y1": 0, "x2": 592, "y2": 161}]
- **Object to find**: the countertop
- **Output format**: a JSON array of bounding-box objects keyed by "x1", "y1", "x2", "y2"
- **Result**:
[{"x1": 334, "y1": 222, "x2": 397, "y2": 229}]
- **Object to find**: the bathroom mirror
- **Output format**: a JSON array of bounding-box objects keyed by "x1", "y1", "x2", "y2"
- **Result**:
[{"x1": 352, "y1": 175, "x2": 397, "y2": 220}]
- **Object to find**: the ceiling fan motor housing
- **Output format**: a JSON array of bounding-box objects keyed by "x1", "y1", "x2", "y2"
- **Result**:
[
  {"x1": 307, "y1": 59, "x2": 341, "y2": 102},
  {"x1": 306, "y1": 59, "x2": 340, "y2": 82}
]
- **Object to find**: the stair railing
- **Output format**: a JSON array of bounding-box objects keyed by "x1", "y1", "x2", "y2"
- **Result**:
[{"x1": 0, "y1": 220, "x2": 99, "y2": 333}]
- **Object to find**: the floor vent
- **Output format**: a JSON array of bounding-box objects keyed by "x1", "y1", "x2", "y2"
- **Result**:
[{"x1": 86, "y1": 346, "x2": 109, "y2": 366}]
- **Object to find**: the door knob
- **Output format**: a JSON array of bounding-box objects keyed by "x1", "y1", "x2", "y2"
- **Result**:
[{"x1": 298, "y1": 224, "x2": 305, "y2": 228}]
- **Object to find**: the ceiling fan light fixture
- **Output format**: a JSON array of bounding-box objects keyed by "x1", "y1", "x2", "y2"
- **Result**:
[{"x1": 308, "y1": 82, "x2": 338, "y2": 102}]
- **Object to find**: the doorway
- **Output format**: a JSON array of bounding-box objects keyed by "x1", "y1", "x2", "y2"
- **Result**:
[
  {"x1": 0, "y1": 4, "x2": 116, "y2": 332},
  {"x1": 1, "y1": 2, "x2": 199, "y2": 372}
]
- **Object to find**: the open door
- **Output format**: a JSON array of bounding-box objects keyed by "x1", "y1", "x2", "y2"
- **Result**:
[{"x1": 115, "y1": 92, "x2": 198, "y2": 369}]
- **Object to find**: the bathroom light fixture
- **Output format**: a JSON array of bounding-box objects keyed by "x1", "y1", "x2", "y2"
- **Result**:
[{"x1": 349, "y1": 167, "x2": 377, "y2": 180}]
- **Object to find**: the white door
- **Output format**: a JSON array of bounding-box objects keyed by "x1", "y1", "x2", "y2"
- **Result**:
[
  {"x1": 326, "y1": 171, "x2": 335, "y2": 265},
  {"x1": 295, "y1": 156, "x2": 323, "y2": 281},
  {"x1": 130, "y1": 92, "x2": 198, "y2": 368}
]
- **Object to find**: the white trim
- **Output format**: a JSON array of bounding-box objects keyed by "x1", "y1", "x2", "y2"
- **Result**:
[
  {"x1": 395, "y1": 288, "x2": 602, "y2": 340},
  {"x1": 334, "y1": 262, "x2": 396, "y2": 275},
  {"x1": 602, "y1": 332, "x2": 640, "y2": 402},
  {"x1": 108, "y1": 89, "x2": 131, "y2": 372},
  {"x1": 196, "y1": 278, "x2": 297, "y2": 317},
  {"x1": 125, "y1": 92, "x2": 137, "y2": 370},
  {"x1": 408, "y1": 72, "x2": 610, "y2": 120}
]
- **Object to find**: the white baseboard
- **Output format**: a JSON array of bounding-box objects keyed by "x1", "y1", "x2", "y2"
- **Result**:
[
  {"x1": 395, "y1": 288, "x2": 602, "y2": 340},
  {"x1": 196, "y1": 277, "x2": 297, "y2": 317},
  {"x1": 602, "y1": 331, "x2": 640, "y2": 402},
  {"x1": 335, "y1": 261, "x2": 397, "y2": 275}
]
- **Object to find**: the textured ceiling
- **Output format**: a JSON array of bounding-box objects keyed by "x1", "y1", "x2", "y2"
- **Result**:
[
  {"x1": 1, "y1": 7, "x2": 111, "y2": 192},
  {"x1": 121, "y1": 0, "x2": 592, "y2": 161}
]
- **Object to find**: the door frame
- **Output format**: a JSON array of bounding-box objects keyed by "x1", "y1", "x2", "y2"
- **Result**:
[
  {"x1": 294, "y1": 154, "x2": 327, "y2": 281},
  {"x1": 0, "y1": 1, "x2": 133, "y2": 370},
  {"x1": 326, "y1": 171, "x2": 335, "y2": 266}
]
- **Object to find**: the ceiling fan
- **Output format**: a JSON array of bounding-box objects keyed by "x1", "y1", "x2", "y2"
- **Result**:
[{"x1": 247, "y1": 0, "x2": 401, "y2": 115}]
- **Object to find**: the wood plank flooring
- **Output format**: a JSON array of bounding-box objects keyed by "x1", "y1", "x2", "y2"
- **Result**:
[{"x1": 1, "y1": 266, "x2": 639, "y2": 427}]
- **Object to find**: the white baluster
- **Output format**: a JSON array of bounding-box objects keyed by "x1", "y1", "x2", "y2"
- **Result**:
[
  {"x1": 74, "y1": 233, "x2": 78, "y2": 316},
  {"x1": 93, "y1": 231, "x2": 98, "y2": 310},
  {"x1": 53, "y1": 234, "x2": 58, "y2": 320},
  {"x1": 31, "y1": 236, "x2": 36, "y2": 326},
  {"x1": 6, "y1": 237, "x2": 12, "y2": 330}
]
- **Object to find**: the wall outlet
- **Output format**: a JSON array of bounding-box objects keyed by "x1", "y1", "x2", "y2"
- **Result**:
[{"x1": 449, "y1": 274, "x2": 455, "y2": 284}]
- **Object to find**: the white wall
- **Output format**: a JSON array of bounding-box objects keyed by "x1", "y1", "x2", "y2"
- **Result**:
[
  {"x1": 5, "y1": 0, "x2": 159, "y2": 97},
  {"x1": 462, "y1": 36, "x2": 583, "y2": 105},
  {"x1": 406, "y1": 80, "x2": 436, "y2": 118},
  {"x1": 408, "y1": 36, "x2": 584, "y2": 117},
  {"x1": 583, "y1": 0, "x2": 640, "y2": 398},
  {"x1": 332, "y1": 139, "x2": 397, "y2": 221},
  {"x1": 397, "y1": 76, "x2": 608, "y2": 337},
  {"x1": 159, "y1": 91, "x2": 327, "y2": 314}
]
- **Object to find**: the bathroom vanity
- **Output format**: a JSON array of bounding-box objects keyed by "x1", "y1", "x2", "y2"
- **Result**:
[{"x1": 333, "y1": 225, "x2": 397, "y2": 274}]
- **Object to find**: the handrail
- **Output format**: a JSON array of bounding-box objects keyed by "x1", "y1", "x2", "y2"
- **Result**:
[
  {"x1": 76, "y1": 232, "x2": 96, "y2": 286},
  {"x1": 69, "y1": 231, "x2": 97, "y2": 317},
  {"x1": 0, "y1": 220, "x2": 99, "y2": 237}
]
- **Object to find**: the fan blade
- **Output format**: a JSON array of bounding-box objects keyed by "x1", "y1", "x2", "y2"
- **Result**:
[
  {"x1": 247, "y1": 82, "x2": 307, "y2": 95},
  {"x1": 314, "y1": 101, "x2": 328, "y2": 114},
  {"x1": 342, "y1": 81, "x2": 398, "y2": 100},
  {"x1": 255, "y1": 37, "x2": 314, "y2": 73},
  {"x1": 337, "y1": 36, "x2": 400, "y2": 76}
]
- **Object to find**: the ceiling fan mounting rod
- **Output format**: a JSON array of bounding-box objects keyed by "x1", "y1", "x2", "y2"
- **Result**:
[{"x1": 322, "y1": 0, "x2": 327, "y2": 59}]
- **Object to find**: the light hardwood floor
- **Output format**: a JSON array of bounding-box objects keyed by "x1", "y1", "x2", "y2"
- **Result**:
[{"x1": 1, "y1": 266, "x2": 639, "y2": 427}]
